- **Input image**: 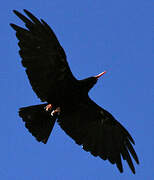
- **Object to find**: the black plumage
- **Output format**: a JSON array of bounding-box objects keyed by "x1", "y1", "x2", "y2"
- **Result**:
[{"x1": 10, "y1": 9, "x2": 139, "y2": 174}]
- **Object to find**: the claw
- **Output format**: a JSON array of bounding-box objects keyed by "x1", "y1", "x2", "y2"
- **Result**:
[
  {"x1": 51, "y1": 107, "x2": 61, "y2": 116},
  {"x1": 45, "y1": 104, "x2": 52, "y2": 111}
]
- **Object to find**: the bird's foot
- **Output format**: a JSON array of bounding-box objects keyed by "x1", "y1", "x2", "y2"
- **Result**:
[
  {"x1": 51, "y1": 107, "x2": 61, "y2": 116},
  {"x1": 45, "y1": 104, "x2": 53, "y2": 111}
]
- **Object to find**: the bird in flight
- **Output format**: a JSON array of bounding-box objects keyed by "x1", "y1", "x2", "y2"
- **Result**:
[{"x1": 10, "y1": 9, "x2": 139, "y2": 174}]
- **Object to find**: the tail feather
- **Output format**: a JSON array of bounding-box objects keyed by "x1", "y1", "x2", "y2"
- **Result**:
[{"x1": 19, "y1": 104, "x2": 57, "y2": 144}]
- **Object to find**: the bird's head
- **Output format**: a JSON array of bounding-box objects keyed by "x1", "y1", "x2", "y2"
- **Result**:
[
  {"x1": 92, "y1": 71, "x2": 107, "y2": 87},
  {"x1": 81, "y1": 71, "x2": 107, "y2": 93}
]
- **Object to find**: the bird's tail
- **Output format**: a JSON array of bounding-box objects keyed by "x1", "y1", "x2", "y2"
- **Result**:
[{"x1": 19, "y1": 104, "x2": 57, "y2": 144}]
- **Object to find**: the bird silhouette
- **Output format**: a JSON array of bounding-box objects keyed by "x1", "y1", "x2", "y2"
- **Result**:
[{"x1": 10, "y1": 9, "x2": 139, "y2": 174}]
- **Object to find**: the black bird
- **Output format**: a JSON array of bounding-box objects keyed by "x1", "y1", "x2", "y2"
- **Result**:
[{"x1": 10, "y1": 9, "x2": 139, "y2": 174}]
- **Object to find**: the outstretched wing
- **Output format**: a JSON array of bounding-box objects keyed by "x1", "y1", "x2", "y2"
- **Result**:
[
  {"x1": 10, "y1": 10, "x2": 76, "y2": 102},
  {"x1": 58, "y1": 98, "x2": 139, "y2": 174}
]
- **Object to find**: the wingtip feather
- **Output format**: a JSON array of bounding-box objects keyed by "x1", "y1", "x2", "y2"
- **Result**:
[
  {"x1": 10, "y1": 23, "x2": 17, "y2": 31},
  {"x1": 23, "y1": 9, "x2": 41, "y2": 24},
  {"x1": 13, "y1": 10, "x2": 18, "y2": 14},
  {"x1": 13, "y1": 10, "x2": 21, "y2": 16},
  {"x1": 12, "y1": 9, "x2": 31, "y2": 24}
]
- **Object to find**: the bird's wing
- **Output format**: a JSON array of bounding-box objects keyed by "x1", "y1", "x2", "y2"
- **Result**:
[
  {"x1": 58, "y1": 98, "x2": 139, "y2": 174},
  {"x1": 10, "y1": 10, "x2": 77, "y2": 102}
]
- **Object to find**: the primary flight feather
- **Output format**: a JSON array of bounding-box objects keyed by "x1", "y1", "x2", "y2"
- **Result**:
[{"x1": 10, "y1": 9, "x2": 139, "y2": 174}]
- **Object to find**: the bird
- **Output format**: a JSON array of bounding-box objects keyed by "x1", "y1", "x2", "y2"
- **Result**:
[{"x1": 10, "y1": 9, "x2": 139, "y2": 174}]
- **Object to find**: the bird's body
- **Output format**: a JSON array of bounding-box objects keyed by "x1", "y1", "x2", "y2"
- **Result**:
[{"x1": 10, "y1": 10, "x2": 139, "y2": 174}]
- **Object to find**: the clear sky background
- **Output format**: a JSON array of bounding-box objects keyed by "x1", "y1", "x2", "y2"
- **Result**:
[{"x1": 0, "y1": 0, "x2": 153, "y2": 179}]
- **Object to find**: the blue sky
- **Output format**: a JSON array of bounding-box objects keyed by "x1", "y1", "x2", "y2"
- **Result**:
[{"x1": 0, "y1": 0, "x2": 153, "y2": 179}]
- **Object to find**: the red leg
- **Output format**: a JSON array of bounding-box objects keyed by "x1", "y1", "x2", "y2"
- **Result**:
[{"x1": 45, "y1": 104, "x2": 53, "y2": 111}]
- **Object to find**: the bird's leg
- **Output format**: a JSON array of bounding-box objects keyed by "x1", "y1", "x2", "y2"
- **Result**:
[
  {"x1": 51, "y1": 107, "x2": 61, "y2": 116},
  {"x1": 45, "y1": 104, "x2": 61, "y2": 116},
  {"x1": 45, "y1": 104, "x2": 53, "y2": 111}
]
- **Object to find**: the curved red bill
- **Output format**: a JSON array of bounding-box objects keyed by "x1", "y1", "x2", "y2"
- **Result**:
[{"x1": 95, "y1": 71, "x2": 107, "y2": 79}]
